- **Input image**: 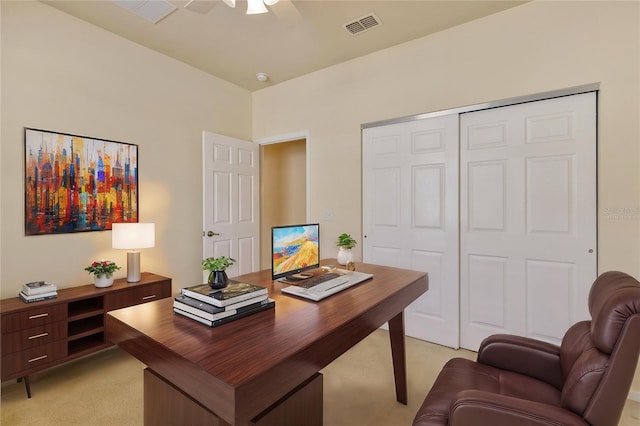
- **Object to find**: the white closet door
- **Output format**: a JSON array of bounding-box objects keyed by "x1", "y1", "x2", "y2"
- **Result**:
[
  {"x1": 363, "y1": 115, "x2": 460, "y2": 348},
  {"x1": 459, "y1": 92, "x2": 597, "y2": 350}
]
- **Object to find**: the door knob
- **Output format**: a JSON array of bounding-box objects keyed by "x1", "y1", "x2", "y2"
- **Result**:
[{"x1": 207, "y1": 231, "x2": 220, "y2": 237}]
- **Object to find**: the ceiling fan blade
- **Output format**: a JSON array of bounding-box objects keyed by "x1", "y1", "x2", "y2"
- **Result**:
[{"x1": 270, "y1": 0, "x2": 303, "y2": 26}]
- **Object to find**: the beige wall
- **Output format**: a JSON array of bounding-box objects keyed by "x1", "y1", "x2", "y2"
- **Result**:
[
  {"x1": 252, "y1": 1, "x2": 640, "y2": 392},
  {"x1": 261, "y1": 139, "x2": 307, "y2": 269},
  {"x1": 0, "y1": 1, "x2": 252, "y2": 297}
]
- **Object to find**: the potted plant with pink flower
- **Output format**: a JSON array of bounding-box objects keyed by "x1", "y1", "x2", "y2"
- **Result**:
[{"x1": 85, "y1": 260, "x2": 120, "y2": 288}]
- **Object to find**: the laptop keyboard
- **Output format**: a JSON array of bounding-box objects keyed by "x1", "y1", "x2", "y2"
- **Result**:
[
  {"x1": 281, "y1": 270, "x2": 374, "y2": 301},
  {"x1": 307, "y1": 277, "x2": 350, "y2": 294},
  {"x1": 297, "y1": 273, "x2": 341, "y2": 289}
]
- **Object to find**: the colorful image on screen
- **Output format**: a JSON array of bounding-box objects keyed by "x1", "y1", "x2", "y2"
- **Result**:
[{"x1": 272, "y1": 224, "x2": 319, "y2": 278}]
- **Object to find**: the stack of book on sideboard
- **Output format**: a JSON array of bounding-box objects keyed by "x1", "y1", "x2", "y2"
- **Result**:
[
  {"x1": 174, "y1": 280, "x2": 274, "y2": 327},
  {"x1": 19, "y1": 281, "x2": 58, "y2": 303}
]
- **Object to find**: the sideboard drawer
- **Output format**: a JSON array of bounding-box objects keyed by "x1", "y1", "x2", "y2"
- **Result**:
[
  {"x1": 2, "y1": 322, "x2": 67, "y2": 355},
  {"x1": 105, "y1": 281, "x2": 172, "y2": 312},
  {"x1": 2, "y1": 304, "x2": 67, "y2": 333},
  {"x1": 2, "y1": 340, "x2": 67, "y2": 378}
]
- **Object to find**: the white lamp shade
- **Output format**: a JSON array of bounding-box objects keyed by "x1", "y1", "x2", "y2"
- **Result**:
[
  {"x1": 112, "y1": 223, "x2": 155, "y2": 249},
  {"x1": 263, "y1": 0, "x2": 278, "y2": 5},
  {"x1": 247, "y1": 0, "x2": 268, "y2": 14}
]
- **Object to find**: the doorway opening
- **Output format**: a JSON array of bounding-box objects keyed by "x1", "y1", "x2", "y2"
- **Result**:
[{"x1": 260, "y1": 139, "x2": 307, "y2": 269}]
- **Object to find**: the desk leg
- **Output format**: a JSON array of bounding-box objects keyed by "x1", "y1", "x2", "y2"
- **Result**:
[{"x1": 388, "y1": 311, "x2": 407, "y2": 405}]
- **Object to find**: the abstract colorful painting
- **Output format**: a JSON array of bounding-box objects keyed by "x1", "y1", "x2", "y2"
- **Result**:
[{"x1": 24, "y1": 128, "x2": 138, "y2": 235}]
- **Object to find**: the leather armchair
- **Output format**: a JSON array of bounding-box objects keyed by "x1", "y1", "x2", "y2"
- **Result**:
[{"x1": 413, "y1": 271, "x2": 640, "y2": 426}]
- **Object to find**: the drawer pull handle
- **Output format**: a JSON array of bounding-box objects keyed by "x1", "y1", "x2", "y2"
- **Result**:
[
  {"x1": 28, "y1": 332, "x2": 49, "y2": 340},
  {"x1": 28, "y1": 313, "x2": 49, "y2": 320},
  {"x1": 142, "y1": 295, "x2": 157, "y2": 300},
  {"x1": 28, "y1": 354, "x2": 48, "y2": 363}
]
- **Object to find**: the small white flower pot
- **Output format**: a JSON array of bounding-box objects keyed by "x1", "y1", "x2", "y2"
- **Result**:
[
  {"x1": 94, "y1": 274, "x2": 114, "y2": 288},
  {"x1": 337, "y1": 247, "x2": 353, "y2": 266}
]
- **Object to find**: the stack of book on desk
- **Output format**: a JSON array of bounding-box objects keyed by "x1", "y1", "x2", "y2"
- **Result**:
[
  {"x1": 19, "y1": 281, "x2": 58, "y2": 303},
  {"x1": 175, "y1": 281, "x2": 274, "y2": 327}
]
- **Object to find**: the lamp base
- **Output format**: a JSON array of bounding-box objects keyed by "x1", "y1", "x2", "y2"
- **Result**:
[{"x1": 127, "y1": 251, "x2": 141, "y2": 282}]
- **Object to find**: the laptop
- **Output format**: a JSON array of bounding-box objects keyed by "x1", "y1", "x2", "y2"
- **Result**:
[{"x1": 281, "y1": 269, "x2": 373, "y2": 301}]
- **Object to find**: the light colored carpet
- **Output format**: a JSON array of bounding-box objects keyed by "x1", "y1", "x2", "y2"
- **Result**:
[{"x1": 2, "y1": 329, "x2": 639, "y2": 425}]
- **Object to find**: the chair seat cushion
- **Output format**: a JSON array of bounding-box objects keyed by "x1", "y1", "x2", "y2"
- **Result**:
[{"x1": 413, "y1": 358, "x2": 563, "y2": 426}]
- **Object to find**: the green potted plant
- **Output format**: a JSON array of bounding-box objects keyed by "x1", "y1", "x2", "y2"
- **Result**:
[
  {"x1": 202, "y1": 256, "x2": 236, "y2": 289},
  {"x1": 336, "y1": 233, "x2": 357, "y2": 265},
  {"x1": 85, "y1": 260, "x2": 120, "y2": 288}
]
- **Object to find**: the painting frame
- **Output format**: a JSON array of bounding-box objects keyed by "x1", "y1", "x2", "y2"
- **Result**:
[{"x1": 24, "y1": 128, "x2": 139, "y2": 236}]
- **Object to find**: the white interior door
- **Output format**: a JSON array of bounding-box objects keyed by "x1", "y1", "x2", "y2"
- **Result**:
[
  {"x1": 459, "y1": 92, "x2": 597, "y2": 350},
  {"x1": 203, "y1": 131, "x2": 260, "y2": 279},
  {"x1": 363, "y1": 115, "x2": 460, "y2": 348}
]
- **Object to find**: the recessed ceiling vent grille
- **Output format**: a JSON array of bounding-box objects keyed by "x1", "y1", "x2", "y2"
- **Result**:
[{"x1": 343, "y1": 13, "x2": 382, "y2": 36}]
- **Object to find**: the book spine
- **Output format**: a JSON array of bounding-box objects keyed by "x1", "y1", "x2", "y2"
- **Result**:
[
  {"x1": 224, "y1": 294, "x2": 269, "y2": 310},
  {"x1": 213, "y1": 289, "x2": 269, "y2": 307},
  {"x1": 209, "y1": 299, "x2": 275, "y2": 327},
  {"x1": 19, "y1": 293, "x2": 58, "y2": 303},
  {"x1": 173, "y1": 301, "x2": 237, "y2": 321},
  {"x1": 173, "y1": 308, "x2": 213, "y2": 326},
  {"x1": 174, "y1": 299, "x2": 275, "y2": 328},
  {"x1": 174, "y1": 295, "x2": 226, "y2": 313},
  {"x1": 22, "y1": 286, "x2": 58, "y2": 296},
  {"x1": 180, "y1": 289, "x2": 218, "y2": 305},
  {"x1": 181, "y1": 288, "x2": 267, "y2": 307}
]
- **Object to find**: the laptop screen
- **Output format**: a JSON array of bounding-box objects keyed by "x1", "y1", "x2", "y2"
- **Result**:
[{"x1": 271, "y1": 223, "x2": 320, "y2": 280}]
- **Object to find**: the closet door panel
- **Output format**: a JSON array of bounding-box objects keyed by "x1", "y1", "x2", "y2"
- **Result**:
[
  {"x1": 460, "y1": 92, "x2": 597, "y2": 350},
  {"x1": 363, "y1": 115, "x2": 460, "y2": 348}
]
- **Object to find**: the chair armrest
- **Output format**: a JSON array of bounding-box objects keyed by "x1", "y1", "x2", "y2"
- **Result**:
[
  {"x1": 477, "y1": 334, "x2": 563, "y2": 389},
  {"x1": 450, "y1": 390, "x2": 588, "y2": 426}
]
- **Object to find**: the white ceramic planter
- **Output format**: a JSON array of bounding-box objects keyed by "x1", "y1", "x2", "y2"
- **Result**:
[
  {"x1": 336, "y1": 247, "x2": 353, "y2": 265},
  {"x1": 94, "y1": 274, "x2": 114, "y2": 288}
]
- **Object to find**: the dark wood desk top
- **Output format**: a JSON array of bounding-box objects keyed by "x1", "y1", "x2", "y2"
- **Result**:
[{"x1": 106, "y1": 261, "x2": 427, "y2": 425}]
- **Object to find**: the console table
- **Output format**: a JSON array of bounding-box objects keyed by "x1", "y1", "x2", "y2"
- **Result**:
[
  {"x1": 0, "y1": 272, "x2": 171, "y2": 397},
  {"x1": 107, "y1": 261, "x2": 428, "y2": 425}
]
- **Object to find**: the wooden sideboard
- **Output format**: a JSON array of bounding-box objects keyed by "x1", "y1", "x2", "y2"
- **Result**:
[{"x1": 1, "y1": 272, "x2": 171, "y2": 397}]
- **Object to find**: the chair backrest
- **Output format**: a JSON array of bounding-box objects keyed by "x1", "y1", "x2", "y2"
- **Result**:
[{"x1": 559, "y1": 271, "x2": 640, "y2": 426}]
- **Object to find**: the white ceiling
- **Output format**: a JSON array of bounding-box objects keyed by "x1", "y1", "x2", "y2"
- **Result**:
[{"x1": 43, "y1": 0, "x2": 526, "y2": 91}]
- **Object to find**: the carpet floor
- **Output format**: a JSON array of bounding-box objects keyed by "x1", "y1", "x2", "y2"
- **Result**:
[{"x1": 2, "y1": 329, "x2": 639, "y2": 425}]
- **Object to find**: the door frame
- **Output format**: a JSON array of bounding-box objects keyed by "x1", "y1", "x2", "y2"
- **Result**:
[
  {"x1": 256, "y1": 130, "x2": 311, "y2": 269},
  {"x1": 255, "y1": 130, "x2": 311, "y2": 222}
]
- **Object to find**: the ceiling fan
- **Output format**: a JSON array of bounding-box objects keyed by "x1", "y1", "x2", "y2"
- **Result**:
[
  {"x1": 112, "y1": 0, "x2": 300, "y2": 23},
  {"x1": 184, "y1": 0, "x2": 299, "y2": 18},
  {"x1": 221, "y1": 0, "x2": 278, "y2": 15}
]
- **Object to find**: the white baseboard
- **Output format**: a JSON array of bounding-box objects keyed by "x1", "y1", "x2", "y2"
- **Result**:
[{"x1": 628, "y1": 390, "x2": 640, "y2": 402}]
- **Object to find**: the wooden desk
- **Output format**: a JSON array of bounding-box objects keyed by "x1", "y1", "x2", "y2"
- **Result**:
[{"x1": 106, "y1": 261, "x2": 427, "y2": 425}]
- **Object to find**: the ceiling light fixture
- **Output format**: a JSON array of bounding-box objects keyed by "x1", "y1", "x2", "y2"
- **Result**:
[
  {"x1": 247, "y1": 0, "x2": 268, "y2": 14},
  {"x1": 222, "y1": 0, "x2": 279, "y2": 15}
]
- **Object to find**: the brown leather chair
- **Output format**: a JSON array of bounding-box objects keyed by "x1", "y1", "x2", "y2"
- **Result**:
[{"x1": 413, "y1": 271, "x2": 640, "y2": 426}]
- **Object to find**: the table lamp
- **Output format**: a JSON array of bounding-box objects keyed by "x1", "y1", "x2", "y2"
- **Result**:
[{"x1": 112, "y1": 223, "x2": 155, "y2": 282}]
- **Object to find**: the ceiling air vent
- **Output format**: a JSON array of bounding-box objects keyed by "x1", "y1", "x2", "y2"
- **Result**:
[{"x1": 343, "y1": 13, "x2": 382, "y2": 36}]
